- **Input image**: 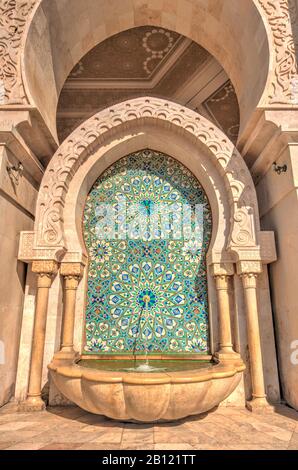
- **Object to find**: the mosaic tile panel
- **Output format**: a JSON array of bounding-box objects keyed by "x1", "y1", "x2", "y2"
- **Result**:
[{"x1": 83, "y1": 149, "x2": 212, "y2": 354}]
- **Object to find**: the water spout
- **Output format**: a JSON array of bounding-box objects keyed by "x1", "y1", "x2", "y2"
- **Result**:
[
  {"x1": 133, "y1": 294, "x2": 150, "y2": 364},
  {"x1": 143, "y1": 295, "x2": 150, "y2": 367},
  {"x1": 129, "y1": 299, "x2": 167, "y2": 372}
]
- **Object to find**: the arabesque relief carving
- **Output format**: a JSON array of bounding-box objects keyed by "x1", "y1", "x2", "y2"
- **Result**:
[
  {"x1": 0, "y1": 0, "x2": 37, "y2": 103},
  {"x1": 258, "y1": 0, "x2": 298, "y2": 104},
  {"x1": 33, "y1": 97, "x2": 259, "y2": 254}
]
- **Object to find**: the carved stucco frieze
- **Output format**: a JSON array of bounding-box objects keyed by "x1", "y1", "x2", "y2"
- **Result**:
[
  {"x1": 236, "y1": 260, "x2": 263, "y2": 275},
  {"x1": 32, "y1": 97, "x2": 259, "y2": 258},
  {"x1": 18, "y1": 230, "x2": 34, "y2": 260},
  {"x1": 18, "y1": 230, "x2": 66, "y2": 262},
  {"x1": 0, "y1": 0, "x2": 37, "y2": 104},
  {"x1": 257, "y1": 0, "x2": 298, "y2": 104}
]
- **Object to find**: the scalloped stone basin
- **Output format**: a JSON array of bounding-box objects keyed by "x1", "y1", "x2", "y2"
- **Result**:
[{"x1": 49, "y1": 359, "x2": 245, "y2": 422}]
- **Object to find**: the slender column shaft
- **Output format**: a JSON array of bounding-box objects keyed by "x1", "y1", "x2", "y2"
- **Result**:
[
  {"x1": 214, "y1": 275, "x2": 234, "y2": 353},
  {"x1": 241, "y1": 273, "x2": 266, "y2": 401},
  {"x1": 60, "y1": 275, "x2": 80, "y2": 352},
  {"x1": 20, "y1": 261, "x2": 57, "y2": 412},
  {"x1": 27, "y1": 274, "x2": 52, "y2": 402},
  {"x1": 51, "y1": 263, "x2": 83, "y2": 366}
]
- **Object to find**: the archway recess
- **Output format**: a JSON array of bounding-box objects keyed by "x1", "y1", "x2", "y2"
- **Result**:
[
  {"x1": 19, "y1": 97, "x2": 276, "y2": 414},
  {"x1": 17, "y1": 97, "x2": 278, "y2": 413},
  {"x1": 22, "y1": 0, "x2": 270, "y2": 141}
]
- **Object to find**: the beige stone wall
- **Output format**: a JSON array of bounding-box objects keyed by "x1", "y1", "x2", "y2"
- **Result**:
[
  {"x1": 257, "y1": 143, "x2": 298, "y2": 409},
  {"x1": 0, "y1": 138, "x2": 39, "y2": 407},
  {"x1": 0, "y1": 196, "x2": 29, "y2": 406},
  {"x1": 0, "y1": 181, "x2": 36, "y2": 407}
]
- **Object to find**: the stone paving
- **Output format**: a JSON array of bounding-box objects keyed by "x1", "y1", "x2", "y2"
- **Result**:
[{"x1": 0, "y1": 404, "x2": 297, "y2": 450}]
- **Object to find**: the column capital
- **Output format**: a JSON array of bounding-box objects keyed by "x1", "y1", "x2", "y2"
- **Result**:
[
  {"x1": 64, "y1": 275, "x2": 80, "y2": 290},
  {"x1": 32, "y1": 260, "x2": 59, "y2": 275},
  {"x1": 214, "y1": 274, "x2": 229, "y2": 290},
  {"x1": 36, "y1": 273, "x2": 54, "y2": 289},
  {"x1": 32, "y1": 260, "x2": 59, "y2": 288},
  {"x1": 240, "y1": 272, "x2": 258, "y2": 289},
  {"x1": 210, "y1": 262, "x2": 234, "y2": 277},
  {"x1": 60, "y1": 262, "x2": 84, "y2": 278}
]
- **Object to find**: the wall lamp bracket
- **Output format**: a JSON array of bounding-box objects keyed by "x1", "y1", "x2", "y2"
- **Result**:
[
  {"x1": 273, "y1": 162, "x2": 287, "y2": 175},
  {"x1": 6, "y1": 161, "x2": 24, "y2": 185}
]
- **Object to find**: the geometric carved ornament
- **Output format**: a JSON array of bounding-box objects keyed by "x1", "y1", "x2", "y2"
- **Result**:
[{"x1": 33, "y1": 97, "x2": 260, "y2": 257}]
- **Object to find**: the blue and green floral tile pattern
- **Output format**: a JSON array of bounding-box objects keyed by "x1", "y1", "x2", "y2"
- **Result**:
[{"x1": 83, "y1": 149, "x2": 212, "y2": 354}]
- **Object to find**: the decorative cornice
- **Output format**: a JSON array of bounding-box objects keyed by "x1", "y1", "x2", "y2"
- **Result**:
[
  {"x1": 257, "y1": 0, "x2": 298, "y2": 105},
  {"x1": 0, "y1": 0, "x2": 37, "y2": 104}
]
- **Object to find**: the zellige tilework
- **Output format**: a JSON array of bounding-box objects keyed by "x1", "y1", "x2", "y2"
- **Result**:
[{"x1": 83, "y1": 149, "x2": 212, "y2": 354}]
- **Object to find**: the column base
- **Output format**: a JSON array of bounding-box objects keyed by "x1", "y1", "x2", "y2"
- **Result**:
[
  {"x1": 214, "y1": 351, "x2": 243, "y2": 365},
  {"x1": 246, "y1": 397, "x2": 274, "y2": 413},
  {"x1": 18, "y1": 396, "x2": 46, "y2": 412},
  {"x1": 51, "y1": 349, "x2": 80, "y2": 366}
]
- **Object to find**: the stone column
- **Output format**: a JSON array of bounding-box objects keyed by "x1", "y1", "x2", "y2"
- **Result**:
[
  {"x1": 214, "y1": 274, "x2": 234, "y2": 355},
  {"x1": 52, "y1": 262, "x2": 84, "y2": 365},
  {"x1": 20, "y1": 260, "x2": 58, "y2": 411},
  {"x1": 211, "y1": 264, "x2": 240, "y2": 361},
  {"x1": 238, "y1": 261, "x2": 271, "y2": 411}
]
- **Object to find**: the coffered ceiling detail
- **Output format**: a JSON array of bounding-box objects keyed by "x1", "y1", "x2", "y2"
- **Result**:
[
  {"x1": 68, "y1": 27, "x2": 184, "y2": 85},
  {"x1": 57, "y1": 27, "x2": 240, "y2": 145}
]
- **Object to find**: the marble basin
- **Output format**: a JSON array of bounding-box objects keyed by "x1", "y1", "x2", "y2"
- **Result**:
[{"x1": 48, "y1": 358, "x2": 245, "y2": 422}]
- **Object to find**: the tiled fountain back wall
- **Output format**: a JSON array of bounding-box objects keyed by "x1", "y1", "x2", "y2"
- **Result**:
[{"x1": 83, "y1": 149, "x2": 212, "y2": 354}]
